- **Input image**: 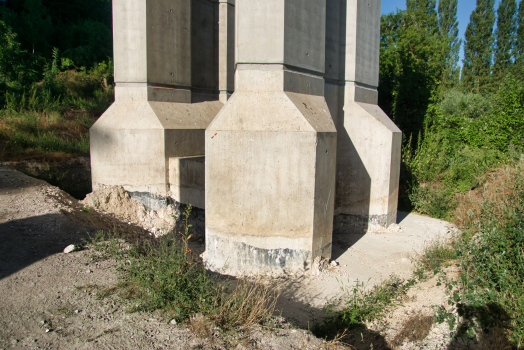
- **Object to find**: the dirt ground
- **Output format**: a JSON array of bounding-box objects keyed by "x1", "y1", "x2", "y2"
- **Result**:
[{"x1": 0, "y1": 162, "x2": 480, "y2": 349}]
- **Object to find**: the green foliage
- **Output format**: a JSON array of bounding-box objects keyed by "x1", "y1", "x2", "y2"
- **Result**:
[
  {"x1": 60, "y1": 19, "x2": 112, "y2": 68},
  {"x1": 462, "y1": 0, "x2": 496, "y2": 94},
  {"x1": 19, "y1": 0, "x2": 52, "y2": 54},
  {"x1": 403, "y1": 77, "x2": 524, "y2": 218},
  {"x1": 379, "y1": 7, "x2": 445, "y2": 146},
  {"x1": 406, "y1": 0, "x2": 439, "y2": 34},
  {"x1": 0, "y1": 0, "x2": 112, "y2": 67},
  {"x1": 313, "y1": 276, "x2": 416, "y2": 340},
  {"x1": 433, "y1": 159, "x2": 524, "y2": 346},
  {"x1": 516, "y1": 0, "x2": 524, "y2": 72},
  {"x1": 113, "y1": 207, "x2": 218, "y2": 320},
  {"x1": 0, "y1": 21, "x2": 45, "y2": 88},
  {"x1": 438, "y1": 0, "x2": 461, "y2": 90},
  {"x1": 493, "y1": 0, "x2": 518, "y2": 78}
]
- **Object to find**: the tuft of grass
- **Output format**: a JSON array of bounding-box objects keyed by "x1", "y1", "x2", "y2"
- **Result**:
[
  {"x1": 84, "y1": 207, "x2": 280, "y2": 332},
  {"x1": 211, "y1": 279, "x2": 281, "y2": 331},
  {"x1": 418, "y1": 237, "x2": 457, "y2": 272},
  {"x1": 313, "y1": 275, "x2": 416, "y2": 341}
]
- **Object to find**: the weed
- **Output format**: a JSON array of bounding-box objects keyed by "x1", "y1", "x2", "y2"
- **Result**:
[
  {"x1": 391, "y1": 313, "x2": 434, "y2": 347},
  {"x1": 418, "y1": 238, "x2": 456, "y2": 272},
  {"x1": 85, "y1": 231, "x2": 125, "y2": 262},
  {"x1": 313, "y1": 275, "x2": 415, "y2": 341},
  {"x1": 432, "y1": 157, "x2": 524, "y2": 347},
  {"x1": 211, "y1": 279, "x2": 281, "y2": 331},
  {"x1": 117, "y1": 205, "x2": 219, "y2": 321}
]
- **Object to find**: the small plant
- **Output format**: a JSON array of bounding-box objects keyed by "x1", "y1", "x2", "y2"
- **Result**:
[
  {"x1": 313, "y1": 275, "x2": 416, "y2": 341},
  {"x1": 418, "y1": 237, "x2": 456, "y2": 272},
  {"x1": 119, "y1": 205, "x2": 218, "y2": 321},
  {"x1": 211, "y1": 279, "x2": 281, "y2": 331}
]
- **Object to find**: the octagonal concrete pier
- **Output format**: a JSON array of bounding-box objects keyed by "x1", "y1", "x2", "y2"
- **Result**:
[{"x1": 205, "y1": 0, "x2": 337, "y2": 275}]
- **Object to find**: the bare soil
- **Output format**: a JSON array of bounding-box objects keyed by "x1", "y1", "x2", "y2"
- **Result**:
[
  {"x1": 0, "y1": 164, "x2": 344, "y2": 349},
  {"x1": 0, "y1": 161, "x2": 487, "y2": 349}
]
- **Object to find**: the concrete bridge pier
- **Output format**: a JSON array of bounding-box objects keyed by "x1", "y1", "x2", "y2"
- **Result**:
[
  {"x1": 205, "y1": 0, "x2": 337, "y2": 275},
  {"x1": 325, "y1": 0, "x2": 402, "y2": 231},
  {"x1": 90, "y1": 0, "x2": 230, "y2": 210}
]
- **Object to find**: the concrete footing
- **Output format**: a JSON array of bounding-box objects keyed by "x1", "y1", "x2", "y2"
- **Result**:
[
  {"x1": 325, "y1": 0, "x2": 401, "y2": 230},
  {"x1": 205, "y1": 0, "x2": 337, "y2": 274}
]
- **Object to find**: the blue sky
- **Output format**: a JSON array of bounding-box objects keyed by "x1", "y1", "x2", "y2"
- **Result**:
[{"x1": 381, "y1": 0, "x2": 503, "y2": 64}]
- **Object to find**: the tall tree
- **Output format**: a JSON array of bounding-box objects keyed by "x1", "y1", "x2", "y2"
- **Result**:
[
  {"x1": 494, "y1": 0, "x2": 518, "y2": 78},
  {"x1": 462, "y1": 0, "x2": 496, "y2": 93},
  {"x1": 378, "y1": 4, "x2": 444, "y2": 147},
  {"x1": 438, "y1": 0, "x2": 461, "y2": 90},
  {"x1": 516, "y1": 0, "x2": 524, "y2": 71},
  {"x1": 406, "y1": 0, "x2": 439, "y2": 34},
  {"x1": 19, "y1": 0, "x2": 52, "y2": 54}
]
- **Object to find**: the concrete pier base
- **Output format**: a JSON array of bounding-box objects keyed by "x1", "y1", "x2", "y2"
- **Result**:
[
  {"x1": 205, "y1": 89, "x2": 336, "y2": 274},
  {"x1": 205, "y1": 0, "x2": 337, "y2": 274},
  {"x1": 325, "y1": 0, "x2": 401, "y2": 230},
  {"x1": 90, "y1": 98, "x2": 221, "y2": 210}
]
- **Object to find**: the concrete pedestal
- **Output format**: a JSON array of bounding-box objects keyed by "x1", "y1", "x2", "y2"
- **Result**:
[
  {"x1": 91, "y1": 0, "x2": 232, "y2": 210},
  {"x1": 205, "y1": 0, "x2": 337, "y2": 274},
  {"x1": 325, "y1": 0, "x2": 402, "y2": 230}
]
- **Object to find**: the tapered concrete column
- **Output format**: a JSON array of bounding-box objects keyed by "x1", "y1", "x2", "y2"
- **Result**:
[
  {"x1": 325, "y1": 0, "x2": 402, "y2": 230},
  {"x1": 218, "y1": 0, "x2": 235, "y2": 102},
  {"x1": 205, "y1": 0, "x2": 337, "y2": 275},
  {"x1": 90, "y1": 0, "x2": 224, "y2": 209}
]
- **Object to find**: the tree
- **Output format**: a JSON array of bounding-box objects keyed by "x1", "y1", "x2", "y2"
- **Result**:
[
  {"x1": 516, "y1": 0, "x2": 524, "y2": 71},
  {"x1": 0, "y1": 20, "x2": 43, "y2": 86},
  {"x1": 493, "y1": 0, "x2": 518, "y2": 79},
  {"x1": 378, "y1": 4, "x2": 444, "y2": 147},
  {"x1": 438, "y1": 0, "x2": 461, "y2": 90},
  {"x1": 462, "y1": 0, "x2": 496, "y2": 94},
  {"x1": 19, "y1": 0, "x2": 52, "y2": 54},
  {"x1": 406, "y1": 0, "x2": 439, "y2": 35}
]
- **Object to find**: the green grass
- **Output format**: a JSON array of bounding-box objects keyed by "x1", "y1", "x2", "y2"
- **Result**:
[
  {"x1": 0, "y1": 109, "x2": 96, "y2": 160},
  {"x1": 0, "y1": 67, "x2": 113, "y2": 161},
  {"x1": 312, "y1": 275, "x2": 417, "y2": 341},
  {"x1": 85, "y1": 206, "x2": 280, "y2": 331}
]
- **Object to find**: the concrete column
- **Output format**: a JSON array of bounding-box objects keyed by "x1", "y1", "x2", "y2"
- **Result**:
[
  {"x1": 205, "y1": 0, "x2": 337, "y2": 275},
  {"x1": 325, "y1": 0, "x2": 402, "y2": 230},
  {"x1": 90, "y1": 0, "x2": 224, "y2": 210},
  {"x1": 218, "y1": 0, "x2": 235, "y2": 102}
]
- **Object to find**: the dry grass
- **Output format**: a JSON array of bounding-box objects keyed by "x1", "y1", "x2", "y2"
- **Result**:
[
  {"x1": 211, "y1": 279, "x2": 281, "y2": 331},
  {"x1": 189, "y1": 314, "x2": 212, "y2": 338},
  {"x1": 391, "y1": 314, "x2": 434, "y2": 347},
  {"x1": 454, "y1": 158, "x2": 524, "y2": 231},
  {"x1": 0, "y1": 109, "x2": 97, "y2": 160}
]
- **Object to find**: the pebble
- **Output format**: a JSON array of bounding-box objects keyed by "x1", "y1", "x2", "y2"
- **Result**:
[
  {"x1": 63, "y1": 244, "x2": 75, "y2": 254},
  {"x1": 170, "y1": 319, "x2": 177, "y2": 325}
]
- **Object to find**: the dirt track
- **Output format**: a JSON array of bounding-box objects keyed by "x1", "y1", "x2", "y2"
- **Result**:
[{"x1": 0, "y1": 163, "x2": 473, "y2": 349}]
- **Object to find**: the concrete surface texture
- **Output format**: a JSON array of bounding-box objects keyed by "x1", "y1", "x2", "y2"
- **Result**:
[
  {"x1": 90, "y1": 0, "x2": 233, "y2": 210},
  {"x1": 205, "y1": 0, "x2": 338, "y2": 275},
  {"x1": 324, "y1": 0, "x2": 402, "y2": 229}
]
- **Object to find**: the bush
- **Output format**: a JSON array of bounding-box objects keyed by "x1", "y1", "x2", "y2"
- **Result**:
[
  {"x1": 404, "y1": 78, "x2": 524, "y2": 219},
  {"x1": 434, "y1": 158, "x2": 524, "y2": 346}
]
